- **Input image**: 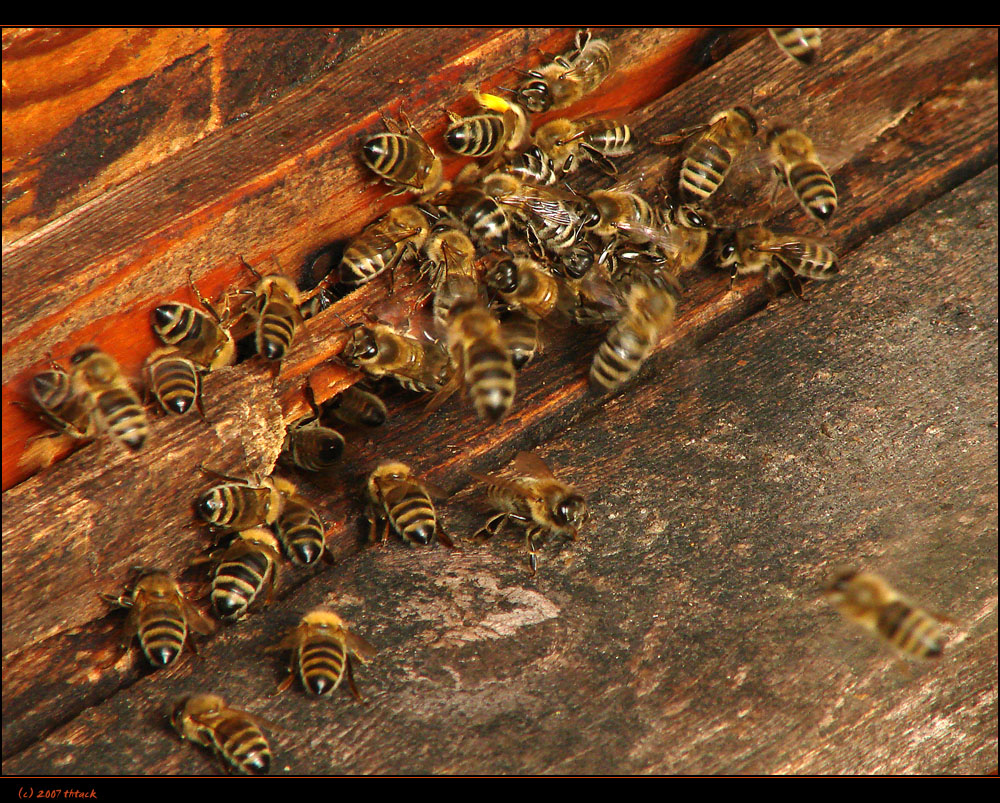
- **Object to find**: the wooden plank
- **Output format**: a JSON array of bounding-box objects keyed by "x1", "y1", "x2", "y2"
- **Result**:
[
  {"x1": 1, "y1": 26, "x2": 757, "y2": 490},
  {"x1": 4, "y1": 162, "x2": 995, "y2": 776}
]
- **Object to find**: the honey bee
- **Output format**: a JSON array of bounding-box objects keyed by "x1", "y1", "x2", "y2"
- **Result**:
[
  {"x1": 583, "y1": 187, "x2": 661, "y2": 244},
  {"x1": 271, "y1": 608, "x2": 377, "y2": 701},
  {"x1": 659, "y1": 199, "x2": 716, "y2": 272},
  {"x1": 210, "y1": 527, "x2": 282, "y2": 622},
  {"x1": 435, "y1": 274, "x2": 516, "y2": 423},
  {"x1": 533, "y1": 117, "x2": 635, "y2": 177},
  {"x1": 823, "y1": 567, "x2": 947, "y2": 660},
  {"x1": 485, "y1": 255, "x2": 577, "y2": 322},
  {"x1": 716, "y1": 224, "x2": 839, "y2": 297},
  {"x1": 766, "y1": 126, "x2": 838, "y2": 223},
  {"x1": 361, "y1": 110, "x2": 444, "y2": 197},
  {"x1": 170, "y1": 693, "x2": 273, "y2": 775},
  {"x1": 237, "y1": 258, "x2": 305, "y2": 363},
  {"x1": 101, "y1": 570, "x2": 214, "y2": 668},
  {"x1": 420, "y1": 220, "x2": 478, "y2": 291},
  {"x1": 500, "y1": 310, "x2": 542, "y2": 370},
  {"x1": 281, "y1": 388, "x2": 345, "y2": 473},
  {"x1": 145, "y1": 347, "x2": 202, "y2": 417},
  {"x1": 341, "y1": 322, "x2": 453, "y2": 394},
  {"x1": 514, "y1": 29, "x2": 613, "y2": 113},
  {"x1": 195, "y1": 471, "x2": 285, "y2": 533},
  {"x1": 434, "y1": 185, "x2": 510, "y2": 251},
  {"x1": 769, "y1": 27, "x2": 821, "y2": 66},
  {"x1": 24, "y1": 364, "x2": 96, "y2": 440},
  {"x1": 69, "y1": 346, "x2": 149, "y2": 452},
  {"x1": 338, "y1": 203, "x2": 434, "y2": 288},
  {"x1": 655, "y1": 107, "x2": 759, "y2": 205},
  {"x1": 151, "y1": 277, "x2": 236, "y2": 371},
  {"x1": 366, "y1": 461, "x2": 454, "y2": 548},
  {"x1": 274, "y1": 489, "x2": 327, "y2": 566},
  {"x1": 503, "y1": 144, "x2": 559, "y2": 186},
  {"x1": 473, "y1": 451, "x2": 588, "y2": 573},
  {"x1": 327, "y1": 385, "x2": 388, "y2": 428},
  {"x1": 443, "y1": 91, "x2": 530, "y2": 158},
  {"x1": 589, "y1": 273, "x2": 679, "y2": 395}
]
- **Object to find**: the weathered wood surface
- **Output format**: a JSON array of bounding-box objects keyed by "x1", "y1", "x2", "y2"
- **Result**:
[
  {"x1": 2, "y1": 27, "x2": 997, "y2": 774},
  {"x1": 4, "y1": 162, "x2": 996, "y2": 777},
  {"x1": 2, "y1": 26, "x2": 755, "y2": 489}
]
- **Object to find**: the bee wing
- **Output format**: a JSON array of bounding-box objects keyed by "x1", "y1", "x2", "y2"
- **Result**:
[
  {"x1": 754, "y1": 238, "x2": 838, "y2": 276},
  {"x1": 469, "y1": 471, "x2": 528, "y2": 497},
  {"x1": 181, "y1": 598, "x2": 217, "y2": 636},
  {"x1": 345, "y1": 630, "x2": 378, "y2": 663},
  {"x1": 513, "y1": 451, "x2": 557, "y2": 480}
]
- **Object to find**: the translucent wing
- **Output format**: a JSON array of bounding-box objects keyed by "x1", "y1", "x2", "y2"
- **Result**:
[
  {"x1": 513, "y1": 451, "x2": 556, "y2": 480},
  {"x1": 344, "y1": 630, "x2": 378, "y2": 663}
]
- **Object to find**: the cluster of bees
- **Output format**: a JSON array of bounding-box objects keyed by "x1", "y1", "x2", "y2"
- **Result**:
[{"x1": 18, "y1": 27, "x2": 951, "y2": 775}]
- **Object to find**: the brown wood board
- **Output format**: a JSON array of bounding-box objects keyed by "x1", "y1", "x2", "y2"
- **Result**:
[
  {"x1": 4, "y1": 161, "x2": 995, "y2": 777},
  {"x1": 2, "y1": 27, "x2": 997, "y2": 774}
]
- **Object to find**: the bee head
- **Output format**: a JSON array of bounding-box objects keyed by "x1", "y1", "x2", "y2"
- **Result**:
[
  {"x1": 487, "y1": 258, "x2": 520, "y2": 295},
  {"x1": 517, "y1": 79, "x2": 553, "y2": 113},
  {"x1": 343, "y1": 326, "x2": 378, "y2": 363},
  {"x1": 554, "y1": 493, "x2": 588, "y2": 529}
]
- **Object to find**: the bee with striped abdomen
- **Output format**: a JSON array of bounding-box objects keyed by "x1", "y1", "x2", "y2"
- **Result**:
[
  {"x1": 236, "y1": 258, "x2": 305, "y2": 364},
  {"x1": 473, "y1": 451, "x2": 588, "y2": 573},
  {"x1": 69, "y1": 346, "x2": 148, "y2": 452},
  {"x1": 151, "y1": 276, "x2": 236, "y2": 372},
  {"x1": 366, "y1": 461, "x2": 454, "y2": 548},
  {"x1": 500, "y1": 309, "x2": 542, "y2": 370},
  {"x1": 338, "y1": 203, "x2": 435, "y2": 288},
  {"x1": 195, "y1": 470, "x2": 285, "y2": 534},
  {"x1": 656, "y1": 107, "x2": 759, "y2": 206},
  {"x1": 434, "y1": 274, "x2": 516, "y2": 423},
  {"x1": 327, "y1": 385, "x2": 388, "y2": 428},
  {"x1": 769, "y1": 27, "x2": 821, "y2": 66},
  {"x1": 341, "y1": 322, "x2": 453, "y2": 395},
  {"x1": 443, "y1": 91, "x2": 530, "y2": 159},
  {"x1": 766, "y1": 126, "x2": 838, "y2": 223},
  {"x1": 171, "y1": 693, "x2": 273, "y2": 775},
  {"x1": 209, "y1": 527, "x2": 282, "y2": 622},
  {"x1": 716, "y1": 224, "x2": 839, "y2": 297},
  {"x1": 361, "y1": 110, "x2": 444, "y2": 198},
  {"x1": 589, "y1": 272, "x2": 680, "y2": 395},
  {"x1": 514, "y1": 29, "x2": 613, "y2": 113},
  {"x1": 273, "y1": 479, "x2": 327, "y2": 566},
  {"x1": 271, "y1": 608, "x2": 377, "y2": 701},
  {"x1": 533, "y1": 116, "x2": 635, "y2": 177},
  {"x1": 823, "y1": 567, "x2": 948, "y2": 660},
  {"x1": 281, "y1": 388, "x2": 345, "y2": 473},
  {"x1": 24, "y1": 364, "x2": 96, "y2": 441},
  {"x1": 434, "y1": 185, "x2": 511, "y2": 251},
  {"x1": 101, "y1": 570, "x2": 214, "y2": 668},
  {"x1": 145, "y1": 347, "x2": 203, "y2": 417}
]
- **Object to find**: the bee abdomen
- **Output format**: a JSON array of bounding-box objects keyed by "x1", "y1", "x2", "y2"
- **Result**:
[
  {"x1": 340, "y1": 232, "x2": 401, "y2": 286},
  {"x1": 138, "y1": 605, "x2": 188, "y2": 667},
  {"x1": 300, "y1": 639, "x2": 348, "y2": 695},
  {"x1": 97, "y1": 388, "x2": 148, "y2": 451},
  {"x1": 506, "y1": 146, "x2": 558, "y2": 185},
  {"x1": 589, "y1": 124, "x2": 634, "y2": 156},
  {"x1": 212, "y1": 553, "x2": 273, "y2": 620},
  {"x1": 276, "y1": 503, "x2": 325, "y2": 565},
  {"x1": 788, "y1": 163, "x2": 838, "y2": 221},
  {"x1": 213, "y1": 716, "x2": 271, "y2": 775},
  {"x1": 446, "y1": 114, "x2": 507, "y2": 157},
  {"x1": 590, "y1": 325, "x2": 652, "y2": 393},
  {"x1": 389, "y1": 490, "x2": 437, "y2": 545},
  {"x1": 878, "y1": 601, "x2": 944, "y2": 659},
  {"x1": 153, "y1": 304, "x2": 204, "y2": 346},
  {"x1": 770, "y1": 27, "x2": 821, "y2": 65},
  {"x1": 149, "y1": 354, "x2": 200, "y2": 415},
  {"x1": 465, "y1": 341, "x2": 516, "y2": 422},
  {"x1": 362, "y1": 133, "x2": 420, "y2": 184},
  {"x1": 680, "y1": 140, "x2": 732, "y2": 202},
  {"x1": 258, "y1": 304, "x2": 297, "y2": 361}
]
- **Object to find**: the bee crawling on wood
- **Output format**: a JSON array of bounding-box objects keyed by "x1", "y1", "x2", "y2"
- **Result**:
[
  {"x1": 171, "y1": 693, "x2": 275, "y2": 775},
  {"x1": 269, "y1": 608, "x2": 377, "y2": 702},
  {"x1": 472, "y1": 451, "x2": 588, "y2": 573},
  {"x1": 366, "y1": 461, "x2": 455, "y2": 549},
  {"x1": 101, "y1": 569, "x2": 215, "y2": 668}
]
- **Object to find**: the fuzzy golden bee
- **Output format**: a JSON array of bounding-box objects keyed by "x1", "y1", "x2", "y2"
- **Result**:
[
  {"x1": 69, "y1": 346, "x2": 148, "y2": 452},
  {"x1": 514, "y1": 29, "x2": 613, "y2": 113},
  {"x1": 171, "y1": 693, "x2": 273, "y2": 775},
  {"x1": 101, "y1": 570, "x2": 214, "y2": 668},
  {"x1": 656, "y1": 106, "x2": 759, "y2": 205},
  {"x1": 338, "y1": 203, "x2": 435, "y2": 288},
  {"x1": 361, "y1": 110, "x2": 444, "y2": 197},
  {"x1": 473, "y1": 451, "x2": 588, "y2": 573},
  {"x1": 341, "y1": 322, "x2": 453, "y2": 394},
  {"x1": 533, "y1": 116, "x2": 635, "y2": 177},
  {"x1": 823, "y1": 567, "x2": 948, "y2": 660},
  {"x1": 766, "y1": 126, "x2": 838, "y2": 223},
  {"x1": 366, "y1": 461, "x2": 454, "y2": 548},
  {"x1": 327, "y1": 385, "x2": 388, "y2": 428},
  {"x1": 237, "y1": 259, "x2": 305, "y2": 363},
  {"x1": 443, "y1": 91, "x2": 530, "y2": 158},
  {"x1": 271, "y1": 608, "x2": 377, "y2": 701},
  {"x1": 209, "y1": 527, "x2": 282, "y2": 622},
  {"x1": 716, "y1": 223, "x2": 839, "y2": 297}
]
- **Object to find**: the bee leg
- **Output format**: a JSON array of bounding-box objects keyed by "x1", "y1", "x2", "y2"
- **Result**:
[
  {"x1": 474, "y1": 513, "x2": 510, "y2": 541},
  {"x1": 345, "y1": 657, "x2": 367, "y2": 705},
  {"x1": 276, "y1": 672, "x2": 295, "y2": 694},
  {"x1": 437, "y1": 527, "x2": 458, "y2": 550},
  {"x1": 526, "y1": 530, "x2": 539, "y2": 574}
]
